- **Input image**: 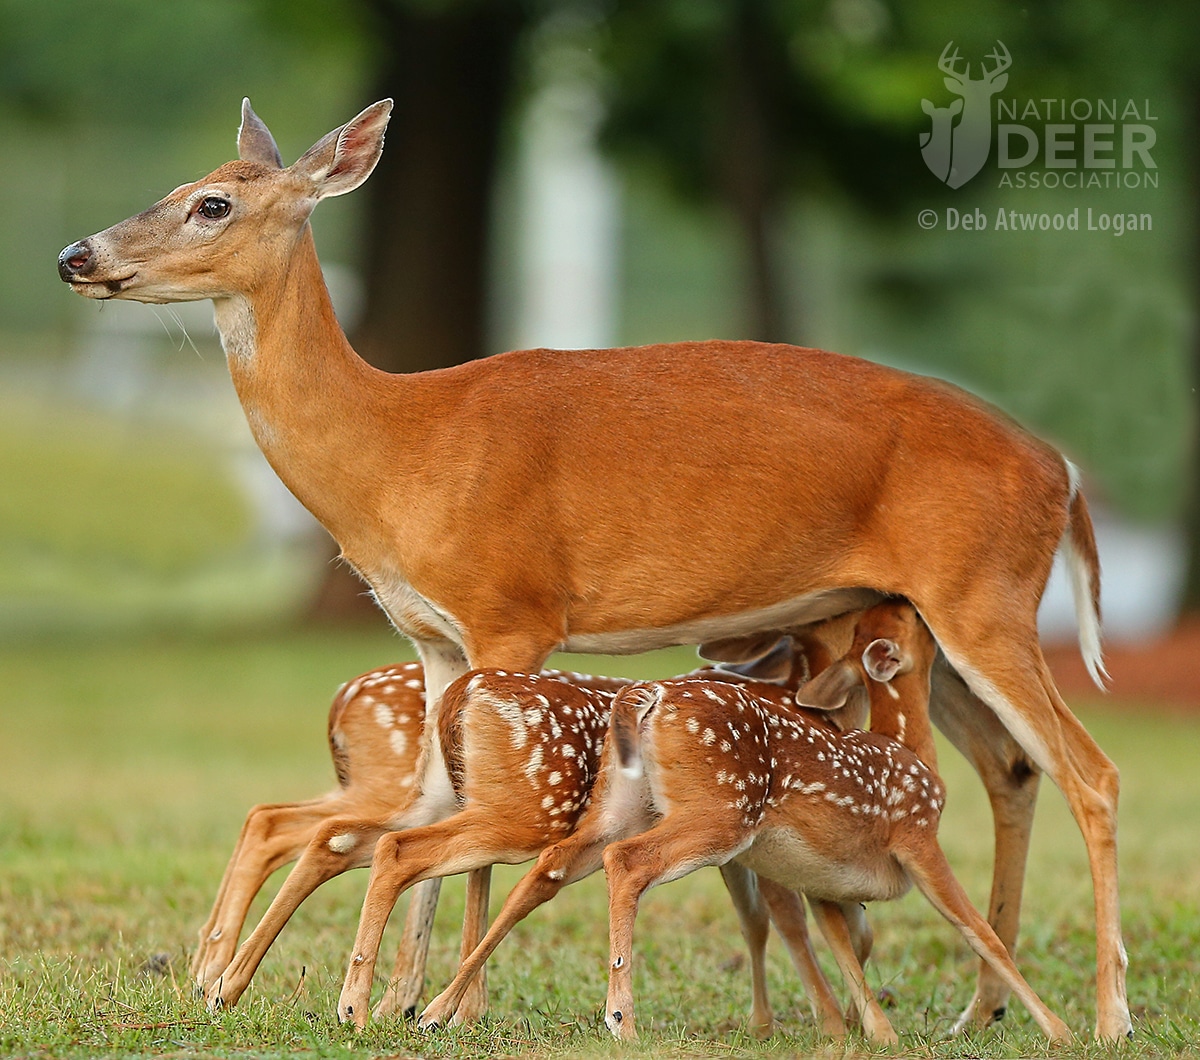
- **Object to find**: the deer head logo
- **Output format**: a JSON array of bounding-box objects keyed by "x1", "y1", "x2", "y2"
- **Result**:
[{"x1": 920, "y1": 41, "x2": 1011, "y2": 188}]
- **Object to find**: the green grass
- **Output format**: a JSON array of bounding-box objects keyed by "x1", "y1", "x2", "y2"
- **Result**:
[
  {"x1": 0, "y1": 392, "x2": 321, "y2": 638},
  {"x1": 1, "y1": 630, "x2": 1198, "y2": 1058}
]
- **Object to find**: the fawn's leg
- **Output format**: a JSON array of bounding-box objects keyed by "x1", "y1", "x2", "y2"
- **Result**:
[
  {"x1": 898, "y1": 843, "x2": 1071, "y2": 1042},
  {"x1": 808, "y1": 899, "x2": 898, "y2": 1045},
  {"x1": 370, "y1": 877, "x2": 441, "y2": 1019},
  {"x1": 417, "y1": 818, "x2": 616, "y2": 1029},
  {"x1": 834, "y1": 898, "x2": 874, "y2": 1027},
  {"x1": 193, "y1": 798, "x2": 340, "y2": 988},
  {"x1": 338, "y1": 810, "x2": 545, "y2": 1027},
  {"x1": 602, "y1": 818, "x2": 747, "y2": 1043},
  {"x1": 717, "y1": 863, "x2": 775, "y2": 1038},
  {"x1": 753, "y1": 877, "x2": 847, "y2": 1037},
  {"x1": 205, "y1": 816, "x2": 392, "y2": 1010}
]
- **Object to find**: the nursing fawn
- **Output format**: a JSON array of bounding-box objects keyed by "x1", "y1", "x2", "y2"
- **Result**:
[
  {"x1": 598, "y1": 601, "x2": 1070, "y2": 1043},
  {"x1": 197, "y1": 649, "x2": 849, "y2": 1032}
]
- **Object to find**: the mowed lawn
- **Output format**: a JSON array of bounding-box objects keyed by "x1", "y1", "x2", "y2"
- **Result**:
[{"x1": 1, "y1": 629, "x2": 1198, "y2": 1059}]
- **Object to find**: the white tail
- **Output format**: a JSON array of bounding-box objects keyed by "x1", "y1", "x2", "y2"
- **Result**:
[
  {"x1": 599, "y1": 601, "x2": 1070, "y2": 1044},
  {"x1": 1064, "y1": 461, "x2": 1109, "y2": 688},
  {"x1": 59, "y1": 99, "x2": 1126, "y2": 1040}
]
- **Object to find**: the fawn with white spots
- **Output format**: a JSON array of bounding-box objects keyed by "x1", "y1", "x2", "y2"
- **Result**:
[
  {"x1": 598, "y1": 601, "x2": 1070, "y2": 1043},
  {"x1": 192, "y1": 661, "x2": 471, "y2": 1016},
  {"x1": 61, "y1": 98, "x2": 1126, "y2": 1039},
  {"x1": 335, "y1": 657, "x2": 867, "y2": 1035},
  {"x1": 199, "y1": 665, "x2": 631, "y2": 1017},
  {"x1": 194, "y1": 650, "x2": 854, "y2": 1032}
]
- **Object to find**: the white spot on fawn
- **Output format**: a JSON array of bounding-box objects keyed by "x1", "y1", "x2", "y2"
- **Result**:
[
  {"x1": 524, "y1": 744, "x2": 544, "y2": 780},
  {"x1": 328, "y1": 833, "x2": 358, "y2": 854}
]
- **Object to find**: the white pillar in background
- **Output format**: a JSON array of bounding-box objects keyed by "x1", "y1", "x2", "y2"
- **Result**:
[{"x1": 516, "y1": 75, "x2": 619, "y2": 351}]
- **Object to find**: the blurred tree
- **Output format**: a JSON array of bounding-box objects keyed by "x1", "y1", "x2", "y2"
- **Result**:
[
  {"x1": 598, "y1": 0, "x2": 922, "y2": 342},
  {"x1": 249, "y1": 0, "x2": 535, "y2": 374},
  {"x1": 1177, "y1": 44, "x2": 1200, "y2": 615},
  {"x1": 349, "y1": 0, "x2": 528, "y2": 373}
]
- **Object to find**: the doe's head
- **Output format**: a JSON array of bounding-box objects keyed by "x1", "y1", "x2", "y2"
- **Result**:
[{"x1": 58, "y1": 99, "x2": 392, "y2": 305}]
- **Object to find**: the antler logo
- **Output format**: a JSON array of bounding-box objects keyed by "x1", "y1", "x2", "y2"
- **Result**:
[{"x1": 921, "y1": 41, "x2": 1011, "y2": 188}]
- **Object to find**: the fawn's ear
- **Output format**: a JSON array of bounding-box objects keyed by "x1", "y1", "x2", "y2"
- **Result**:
[
  {"x1": 795, "y1": 660, "x2": 862, "y2": 710},
  {"x1": 700, "y1": 636, "x2": 793, "y2": 684},
  {"x1": 699, "y1": 632, "x2": 787, "y2": 666},
  {"x1": 863, "y1": 638, "x2": 904, "y2": 683},
  {"x1": 291, "y1": 99, "x2": 393, "y2": 199},
  {"x1": 238, "y1": 98, "x2": 283, "y2": 168}
]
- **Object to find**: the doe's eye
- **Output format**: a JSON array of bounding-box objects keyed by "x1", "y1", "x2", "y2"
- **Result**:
[{"x1": 196, "y1": 197, "x2": 231, "y2": 220}]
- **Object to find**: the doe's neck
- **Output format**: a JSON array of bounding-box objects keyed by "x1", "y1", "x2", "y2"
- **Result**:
[{"x1": 210, "y1": 225, "x2": 407, "y2": 555}]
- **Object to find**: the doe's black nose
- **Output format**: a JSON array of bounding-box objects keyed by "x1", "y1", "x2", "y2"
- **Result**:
[{"x1": 58, "y1": 241, "x2": 94, "y2": 281}]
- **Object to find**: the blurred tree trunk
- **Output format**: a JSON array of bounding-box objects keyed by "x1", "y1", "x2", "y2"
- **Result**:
[
  {"x1": 1178, "y1": 78, "x2": 1200, "y2": 615},
  {"x1": 353, "y1": 0, "x2": 524, "y2": 373},
  {"x1": 308, "y1": 0, "x2": 525, "y2": 624},
  {"x1": 717, "y1": 0, "x2": 790, "y2": 344}
]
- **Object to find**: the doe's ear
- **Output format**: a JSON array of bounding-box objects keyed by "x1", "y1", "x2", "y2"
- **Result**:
[
  {"x1": 291, "y1": 99, "x2": 393, "y2": 199},
  {"x1": 863, "y1": 638, "x2": 904, "y2": 683},
  {"x1": 238, "y1": 98, "x2": 283, "y2": 168},
  {"x1": 795, "y1": 660, "x2": 862, "y2": 711}
]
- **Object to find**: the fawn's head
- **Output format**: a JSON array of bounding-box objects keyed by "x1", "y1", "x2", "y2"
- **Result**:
[
  {"x1": 58, "y1": 99, "x2": 392, "y2": 305},
  {"x1": 794, "y1": 600, "x2": 936, "y2": 719}
]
